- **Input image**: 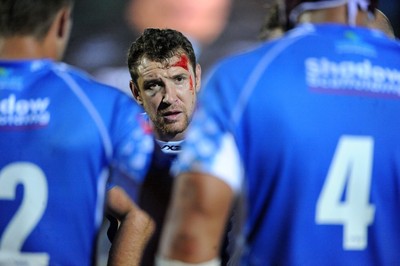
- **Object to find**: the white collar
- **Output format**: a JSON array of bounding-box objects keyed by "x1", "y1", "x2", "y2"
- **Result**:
[{"x1": 156, "y1": 139, "x2": 184, "y2": 154}]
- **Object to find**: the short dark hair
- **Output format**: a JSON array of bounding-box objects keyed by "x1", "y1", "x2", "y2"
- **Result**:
[
  {"x1": 127, "y1": 28, "x2": 197, "y2": 86},
  {"x1": 0, "y1": 0, "x2": 73, "y2": 39}
]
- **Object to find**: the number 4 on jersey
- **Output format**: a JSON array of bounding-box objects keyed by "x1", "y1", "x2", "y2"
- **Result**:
[{"x1": 316, "y1": 136, "x2": 375, "y2": 250}]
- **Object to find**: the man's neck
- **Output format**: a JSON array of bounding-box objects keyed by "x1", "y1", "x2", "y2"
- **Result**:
[{"x1": 0, "y1": 36, "x2": 56, "y2": 60}]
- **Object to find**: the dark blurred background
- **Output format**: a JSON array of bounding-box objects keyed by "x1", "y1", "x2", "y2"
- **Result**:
[
  {"x1": 65, "y1": 0, "x2": 264, "y2": 75},
  {"x1": 64, "y1": 0, "x2": 399, "y2": 95}
]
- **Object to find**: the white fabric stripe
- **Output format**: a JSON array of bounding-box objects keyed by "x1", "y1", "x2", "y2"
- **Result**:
[
  {"x1": 211, "y1": 132, "x2": 243, "y2": 194},
  {"x1": 155, "y1": 257, "x2": 221, "y2": 266},
  {"x1": 54, "y1": 70, "x2": 113, "y2": 162},
  {"x1": 230, "y1": 28, "x2": 312, "y2": 127},
  {"x1": 289, "y1": 0, "x2": 347, "y2": 24},
  {"x1": 95, "y1": 168, "x2": 109, "y2": 228},
  {"x1": 289, "y1": 0, "x2": 371, "y2": 26},
  {"x1": 348, "y1": 0, "x2": 370, "y2": 25}
]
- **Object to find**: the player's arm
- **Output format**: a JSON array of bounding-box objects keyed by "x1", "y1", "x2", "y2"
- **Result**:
[
  {"x1": 157, "y1": 171, "x2": 233, "y2": 265},
  {"x1": 106, "y1": 186, "x2": 155, "y2": 266}
]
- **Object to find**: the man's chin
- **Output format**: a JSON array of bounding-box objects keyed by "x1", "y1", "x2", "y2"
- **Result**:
[{"x1": 162, "y1": 124, "x2": 186, "y2": 136}]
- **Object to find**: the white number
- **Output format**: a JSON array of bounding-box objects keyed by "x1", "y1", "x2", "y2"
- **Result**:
[
  {"x1": 0, "y1": 162, "x2": 50, "y2": 265},
  {"x1": 316, "y1": 136, "x2": 375, "y2": 250}
]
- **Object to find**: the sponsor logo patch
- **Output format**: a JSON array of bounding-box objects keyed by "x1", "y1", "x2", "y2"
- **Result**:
[
  {"x1": 305, "y1": 57, "x2": 400, "y2": 97},
  {"x1": 0, "y1": 94, "x2": 50, "y2": 129}
]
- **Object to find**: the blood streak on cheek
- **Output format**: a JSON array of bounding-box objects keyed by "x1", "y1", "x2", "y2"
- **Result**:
[
  {"x1": 189, "y1": 76, "x2": 194, "y2": 91},
  {"x1": 173, "y1": 55, "x2": 189, "y2": 71}
]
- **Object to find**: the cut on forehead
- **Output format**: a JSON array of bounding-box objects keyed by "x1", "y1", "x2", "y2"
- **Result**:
[
  {"x1": 134, "y1": 51, "x2": 191, "y2": 80},
  {"x1": 138, "y1": 52, "x2": 191, "y2": 71},
  {"x1": 128, "y1": 28, "x2": 197, "y2": 85}
]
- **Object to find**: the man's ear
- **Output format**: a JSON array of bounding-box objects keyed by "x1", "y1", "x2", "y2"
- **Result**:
[
  {"x1": 130, "y1": 80, "x2": 143, "y2": 105},
  {"x1": 56, "y1": 7, "x2": 72, "y2": 39},
  {"x1": 195, "y1": 63, "x2": 202, "y2": 93}
]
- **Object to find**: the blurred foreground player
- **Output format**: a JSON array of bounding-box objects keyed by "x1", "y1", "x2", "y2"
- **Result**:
[
  {"x1": 158, "y1": 0, "x2": 400, "y2": 265},
  {"x1": 0, "y1": 0, "x2": 154, "y2": 265}
]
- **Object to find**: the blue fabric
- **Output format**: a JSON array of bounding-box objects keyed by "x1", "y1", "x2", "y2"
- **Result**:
[
  {"x1": 0, "y1": 59, "x2": 153, "y2": 265},
  {"x1": 174, "y1": 24, "x2": 400, "y2": 265}
]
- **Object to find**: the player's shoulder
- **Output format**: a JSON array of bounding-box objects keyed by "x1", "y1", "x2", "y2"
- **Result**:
[
  {"x1": 52, "y1": 62, "x2": 142, "y2": 116},
  {"x1": 209, "y1": 26, "x2": 312, "y2": 76},
  {"x1": 297, "y1": 23, "x2": 399, "y2": 47},
  {"x1": 52, "y1": 62, "x2": 128, "y2": 97}
]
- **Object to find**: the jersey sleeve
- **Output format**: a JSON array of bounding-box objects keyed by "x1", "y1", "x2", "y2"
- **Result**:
[
  {"x1": 110, "y1": 96, "x2": 154, "y2": 186},
  {"x1": 172, "y1": 65, "x2": 244, "y2": 193}
]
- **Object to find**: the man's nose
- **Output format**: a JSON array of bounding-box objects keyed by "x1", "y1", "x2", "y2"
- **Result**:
[{"x1": 162, "y1": 83, "x2": 177, "y2": 103}]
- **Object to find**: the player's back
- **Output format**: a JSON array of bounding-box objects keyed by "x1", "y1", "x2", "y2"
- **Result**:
[
  {"x1": 0, "y1": 59, "x2": 149, "y2": 265},
  {"x1": 203, "y1": 24, "x2": 400, "y2": 265}
]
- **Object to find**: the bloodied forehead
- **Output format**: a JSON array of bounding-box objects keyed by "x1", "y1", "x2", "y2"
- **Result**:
[
  {"x1": 139, "y1": 54, "x2": 191, "y2": 73},
  {"x1": 171, "y1": 54, "x2": 189, "y2": 71}
]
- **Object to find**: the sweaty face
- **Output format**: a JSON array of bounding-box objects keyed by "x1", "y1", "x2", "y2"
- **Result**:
[{"x1": 134, "y1": 54, "x2": 200, "y2": 141}]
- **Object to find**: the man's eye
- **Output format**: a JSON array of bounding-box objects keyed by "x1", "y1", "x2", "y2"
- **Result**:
[
  {"x1": 175, "y1": 76, "x2": 186, "y2": 83},
  {"x1": 145, "y1": 83, "x2": 162, "y2": 91}
]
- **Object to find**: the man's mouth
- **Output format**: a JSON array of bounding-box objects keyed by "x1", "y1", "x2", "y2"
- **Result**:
[{"x1": 161, "y1": 110, "x2": 182, "y2": 121}]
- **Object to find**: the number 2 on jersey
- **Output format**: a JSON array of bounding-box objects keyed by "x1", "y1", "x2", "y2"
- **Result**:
[
  {"x1": 316, "y1": 136, "x2": 375, "y2": 250},
  {"x1": 0, "y1": 162, "x2": 50, "y2": 265}
]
